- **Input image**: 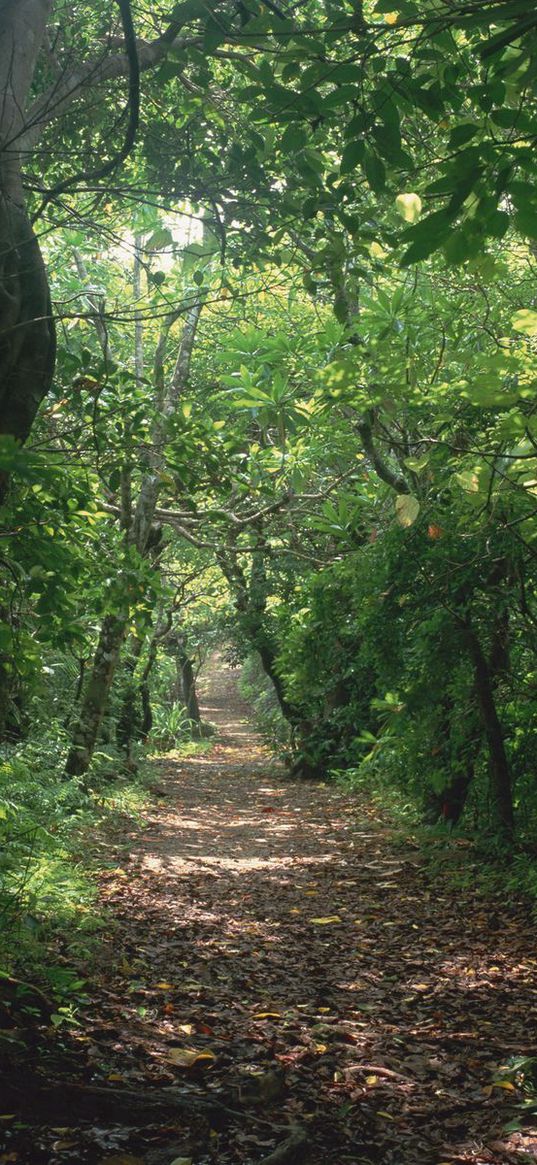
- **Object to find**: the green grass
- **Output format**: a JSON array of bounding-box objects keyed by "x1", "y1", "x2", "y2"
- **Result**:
[{"x1": 0, "y1": 732, "x2": 155, "y2": 986}]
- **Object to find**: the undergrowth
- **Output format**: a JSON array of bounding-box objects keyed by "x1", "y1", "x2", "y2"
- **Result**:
[
  {"x1": 0, "y1": 725, "x2": 152, "y2": 987},
  {"x1": 336, "y1": 755, "x2": 537, "y2": 914}
]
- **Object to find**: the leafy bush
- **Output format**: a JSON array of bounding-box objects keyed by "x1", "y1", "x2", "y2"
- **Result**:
[{"x1": 149, "y1": 701, "x2": 196, "y2": 751}]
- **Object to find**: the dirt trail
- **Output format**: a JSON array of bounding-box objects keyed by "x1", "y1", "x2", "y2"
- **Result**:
[{"x1": 22, "y1": 664, "x2": 537, "y2": 1164}]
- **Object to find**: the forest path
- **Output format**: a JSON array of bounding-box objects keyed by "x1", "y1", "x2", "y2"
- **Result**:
[{"x1": 77, "y1": 664, "x2": 536, "y2": 1164}]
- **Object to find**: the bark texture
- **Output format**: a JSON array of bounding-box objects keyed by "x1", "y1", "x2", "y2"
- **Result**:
[
  {"x1": 65, "y1": 615, "x2": 126, "y2": 777},
  {"x1": 0, "y1": 1, "x2": 56, "y2": 491},
  {"x1": 465, "y1": 625, "x2": 514, "y2": 839}
]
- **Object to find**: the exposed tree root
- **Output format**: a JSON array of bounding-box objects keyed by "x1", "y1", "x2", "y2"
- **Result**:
[
  {"x1": 259, "y1": 1125, "x2": 308, "y2": 1165},
  {"x1": 2, "y1": 1080, "x2": 240, "y2": 1128}
]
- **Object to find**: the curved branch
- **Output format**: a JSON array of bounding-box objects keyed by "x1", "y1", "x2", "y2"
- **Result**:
[
  {"x1": 33, "y1": 0, "x2": 140, "y2": 217},
  {"x1": 357, "y1": 416, "x2": 411, "y2": 495}
]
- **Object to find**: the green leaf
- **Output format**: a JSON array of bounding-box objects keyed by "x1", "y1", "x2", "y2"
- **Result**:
[
  {"x1": 514, "y1": 207, "x2": 537, "y2": 241},
  {"x1": 448, "y1": 123, "x2": 480, "y2": 148},
  {"x1": 363, "y1": 150, "x2": 386, "y2": 193},
  {"x1": 340, "y1": 139, "x2": 365, "y2": 175},
  {"x1": 280, "y1": 124, "x2": 308, "y2": 154}
]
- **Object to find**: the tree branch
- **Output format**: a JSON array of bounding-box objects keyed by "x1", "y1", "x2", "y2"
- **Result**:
[{"x1": 33, "y1": 0, "x2": 140, "y2": 217}]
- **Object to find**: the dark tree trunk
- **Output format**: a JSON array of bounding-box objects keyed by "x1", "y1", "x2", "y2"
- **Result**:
[
  {"x1": 140, "y1": 679, "x2": 153, "y2": 742},
  {"x1": 179, "y1": 651, "x2": 202, "y2": 734},
  {"x1": 116, "y1": 637, "x2": 144, "y2": 761},
  {"x1": 464, "y1": 625, "x2": 514, "y2": 840},
  {"x1": 255, "y1": 638, "x2": 298, "y2": 725},
  {"x1": 65, "y1": 615, "x2": 126, "y2": 778},
  {"x1": 425, "y1": 765, "x2": 475, "y2": 827},
  {"x1": 0, "y1": 198, "x2": 55, "y2": 499}
]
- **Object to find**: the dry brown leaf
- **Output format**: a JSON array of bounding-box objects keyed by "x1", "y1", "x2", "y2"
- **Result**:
[{"x1": 168, "y1": 1046, "x2": 217, "y2": 1068}]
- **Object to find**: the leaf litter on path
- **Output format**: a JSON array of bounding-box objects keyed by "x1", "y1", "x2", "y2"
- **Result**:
[{"x1": 3, "y1": 663, "x2": 537, "y2": 1165}]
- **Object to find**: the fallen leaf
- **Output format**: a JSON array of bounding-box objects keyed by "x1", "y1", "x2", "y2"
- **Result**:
[
  {"x1": 98, "y1": 1157, "x2": 144, "y2": 1165},
  {"x1": 310, "y1": 916, "x2": 342, "y2": 925},
  {"x1": 168, "y1": 1047, "x2": 217, "y2": 1068},
  {"x1": 252, "y1": 1011, "x2": 281, "y2": 1019}
]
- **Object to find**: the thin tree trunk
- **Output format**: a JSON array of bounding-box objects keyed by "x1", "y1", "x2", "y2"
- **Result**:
[
  {"x1": 464, "y1": 625, "x2": 514, "y2": 840},
  {"x1": 116, "y1": 635, "x2": 144, "y2": 760},
  {"x1": 179, "y1": 650, "x2": 202, "y2": 734},
  {"x1": 65, "y1": 615, "x2": 126, "y2": 777}
]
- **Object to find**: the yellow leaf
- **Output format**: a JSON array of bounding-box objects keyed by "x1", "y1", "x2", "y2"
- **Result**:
[
  {"x1": 492, "y1": 1080, "x2": 516, "y2": 1091},
  {"x1": 98, "y1": 1156, "x2": 144, "y2": 1165},
  {"x1": 315, "y1": 1043, "x2": 328, "y2": 1054},
  {"x1": 395, "y1": 192, "x2": 422, "y2": 223},
  {"x1": 155, "y1": 981, "x2": 174, "y2": 989},
  {"x1": 376, "y1": 1110, "x2": 395, "y2": 1120},
  {"x1": 168, "y1": 1047, "x2": 217, "y2": 1068},
  {"x1": 310, "y1": 916, "x2": 342, "y2": 925},
  {"x1": 107, "y1": 1073, "x2": 125, "y2": 1082},
  {"x1": 512, "y1": 308, "x2": 537, "y2": 337},
  {"x1": 413, "y1": 983, "x2": 429, "y2": 992},
  {"x1": 317, "y1": 1006, "x2": 331, "y2": 1013},
  {"x1": 252, "y1": 1012, "x2": 281, "y2": 1020},
  {"x1": 370, "y1": 241, "x2": 387, "y2": 259},
  {"x1": 177, "y1": 1023, "x2": 194, "y2": 1035},
  {"x1": 384, "y1": 11, "x2": 398, "y2": 23},
  {"x1": 366, "y1": 1075, "x2": 378, "y2": 1085},
  {"x1": 395, "y1": 494, "x2": 420, "y2": 528}
]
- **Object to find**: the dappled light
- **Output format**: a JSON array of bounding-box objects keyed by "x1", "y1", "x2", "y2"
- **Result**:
[
  {"x1": 2, "y1": 1, "x2": 537, "y2": 1161},
  {"x1": 34, "y1": 664, "x2": 534, "y2": 1165}
]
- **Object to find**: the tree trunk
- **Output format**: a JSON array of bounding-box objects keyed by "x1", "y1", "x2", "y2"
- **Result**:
[
  {"x1": 65, "y1": 615, "x2": 126, "y2": 778},
  {"x1": 179, "y1": 651, "x2": 202, "y2": 734},
  {"x1": 116, "y1": 636, "x2": 144, "y2": 761},
  {"x1": 255, "y1": 638, "x2": 298, "y2": 725},
  {"x1": 0, "y1": 1, "x2": 57, "y2": 497},
  {"x1": 464, "y1": 625, "x2": 514, "y2": 841},
  {"x1": 0, "y1": 198, "x2": 56, "y2": 499}
]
